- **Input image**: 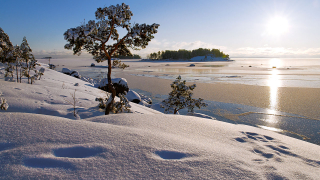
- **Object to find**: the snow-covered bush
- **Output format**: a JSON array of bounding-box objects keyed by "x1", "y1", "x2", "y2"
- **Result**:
[
  {"x1": 0, "y1": 97, "x2": 9, "y2": 110},
  {"x1": 64, "y1": 3, "x2": 159, "y2": 115},
  {"x1": 96, "y1": 93, "x2": 131, "y2": 114},
  {"x1": 161, "y1": 75, "x2": 207, "y2": 114}
]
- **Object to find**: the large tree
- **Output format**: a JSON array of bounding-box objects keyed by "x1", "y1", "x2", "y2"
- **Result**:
[{"x1": 64, "y1": 3, "x2": 159, "y2": 115}]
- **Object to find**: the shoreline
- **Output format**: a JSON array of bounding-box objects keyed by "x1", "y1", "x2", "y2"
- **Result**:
[
  {"x1": 38, "y1": 58, "x2": 320, "y2": 120},
  {"x1": 116, "y1": 72, "x2": 320, "y2": 120}
]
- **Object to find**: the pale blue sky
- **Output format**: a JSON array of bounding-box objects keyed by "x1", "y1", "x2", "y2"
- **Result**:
[{"x1": 1, "y1": 0, "x2": 320, "y2": 58}]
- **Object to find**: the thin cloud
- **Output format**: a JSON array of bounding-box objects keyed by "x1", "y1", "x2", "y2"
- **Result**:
[{"x1": 229, "y1": 47, "x2": 320, "y2": 58}]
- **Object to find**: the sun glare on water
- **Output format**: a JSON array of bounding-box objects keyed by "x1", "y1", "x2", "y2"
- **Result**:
[{"x1": 267, "y1": 16, "x2": 289, "y2": 35}]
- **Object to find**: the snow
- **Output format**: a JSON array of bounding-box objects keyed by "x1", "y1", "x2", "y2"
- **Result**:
[
  {"x1": 125, "y1": 90, "x2": 141, "y2": 102},
  {"x1": 97, "y1": 77, "x2": 128, "y2": 89},
  {"x1": 0, "y1": 63, "x2": 319, "y2": 179}
]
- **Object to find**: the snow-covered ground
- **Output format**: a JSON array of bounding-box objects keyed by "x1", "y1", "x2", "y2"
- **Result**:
[{"x1": 0, "y1": 63, "x2": 319, "y2": 179}]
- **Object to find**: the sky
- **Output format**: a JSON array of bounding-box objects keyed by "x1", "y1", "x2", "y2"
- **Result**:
[{"x1": 1, "y1": 0, "x2": 320, "y2": 58}]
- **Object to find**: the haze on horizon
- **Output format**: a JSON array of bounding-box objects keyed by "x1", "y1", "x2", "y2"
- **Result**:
[{"x1": 1, "y1": 0, "x2": 320, "y2": 59}]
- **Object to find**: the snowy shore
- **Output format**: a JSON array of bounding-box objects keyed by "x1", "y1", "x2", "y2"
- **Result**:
[{"x1": 0, "y1": 62, "x2": 320, "y2": 179}]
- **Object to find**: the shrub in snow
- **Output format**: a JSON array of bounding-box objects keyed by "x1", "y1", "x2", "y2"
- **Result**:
[
  {"x1": 96, "y1": 93, "x2": 131, "y2": 114},
  {"x1": 0, "y1": 97, "x2": 9, "y2": 110},
  {"x1": 91, "y1": 63, "x2": 95, "y2": 67},
  {"x1": 33, "y1": 67, "x2": 45, "y2": 81},
  {"x1": 112, "y1": 94, "x2": 131, "y2": 113},
  {"x1": 64, "y1": 3, "x2": 159, "y2": 115},
  {"x1": 161, "y1": 75, "x2": 207, "y2": 114}
]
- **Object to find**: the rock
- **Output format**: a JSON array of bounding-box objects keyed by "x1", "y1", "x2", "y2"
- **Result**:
[
  {"x1": 189, "y1": 64, "x2": 195, "y2": 67},
  {"x1": 74, "y1": 83, "x2": 79, "y2": 86},
  {"x1": 91, "y1": 63, "x2": 95, "y2": 67},
  {"x1": 49, "y1": 64, "x2": 56, "y2": 70},
  {"x1": 126, "y1": 90, "x2": 141, "y2": 104},
  {"x1": 62, "y1": 68, "x2": 72, "y2": 75},
  {"x1": 70, "y1": 71, "x2": 81, "y2": 79},
  {"x1": 98, "y1": 78, "x2": 129, "y2": 96}
]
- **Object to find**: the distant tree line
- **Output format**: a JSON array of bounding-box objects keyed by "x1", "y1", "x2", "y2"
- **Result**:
[
  {"x1": 115, "y1": 54, "x2": 141, "y2": 59},
  {"x1": 147, "y1": 48, "x2": 229, "y2": 60}
]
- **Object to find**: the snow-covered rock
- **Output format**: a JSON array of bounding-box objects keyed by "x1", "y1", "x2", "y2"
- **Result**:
[
  {"x1": 125, "y1": 90, "x2": 141, "y2": 103},
  {"x1": 62, "y1": 68, "x2": 81, "y2": 79},
  {"x1": 70, "y1": 70, "x2": 81, "y2": 79},
  {"x1": 62, "y1": 68, "x2": 72, "y2": 75},
  {"x1": 98, "y1": 78, "x2": 129, "y2": 95}
]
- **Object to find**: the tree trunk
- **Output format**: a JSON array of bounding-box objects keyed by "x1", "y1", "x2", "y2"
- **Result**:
[
  {"x1": 174, "y1": 109, "x2": 178, "y2": 114},
  {"x1": 105, "y1": 55, "x2": 116, "y2": 115},
  {"x1": 16, "y1": 63, "x2": 18, "y2": 83},
  {"x1": 19, "y1": 67, "x2": 22, "y2": 83}
]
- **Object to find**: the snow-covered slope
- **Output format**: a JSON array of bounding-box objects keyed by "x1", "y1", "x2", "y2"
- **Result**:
[{"x1": 0, "y1": 63, "x2": 319, "y2": 179}]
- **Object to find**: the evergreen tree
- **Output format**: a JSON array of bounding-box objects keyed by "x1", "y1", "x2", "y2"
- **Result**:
[
  {"x1": 6, "y1": 45, "x2": 22, "y2": 83},
  {"x1": 0, "y1": 27, "x2": 13, "y2": 63},
  {"x1": 161, "y1": 76, "x2": 207, "y2": 114},
  {"x1": 64, "y1": 3, "x2": 159, "y2": 115},
  {"x1": 20, "y1": 37, "x2": 37, "y2": 84}
]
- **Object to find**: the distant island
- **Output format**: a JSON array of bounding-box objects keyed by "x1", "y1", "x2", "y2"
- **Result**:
[{"x1": 144, "y1": 48, "x2": 231, "y2": 61}]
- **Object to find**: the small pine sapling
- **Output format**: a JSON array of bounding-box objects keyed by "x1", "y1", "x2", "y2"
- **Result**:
[
  {"x1": 38, "y1": 67, "x2": 45, "y2": 80},
  {"x1": 112, "y1": 93, "x2": 131, "y2": 113},
  {"x1": 0, "y1": 98, "x2": 9, "y2": 110},
  {"x1": 161, "y1": 75, "x2": 207, "y2": 114},
  {"x1": 96, "y1": 93, "x2": 131, "y2": 113},
  {"x1": 65, "y1": 89, "x2": 79, "y2": 117}
]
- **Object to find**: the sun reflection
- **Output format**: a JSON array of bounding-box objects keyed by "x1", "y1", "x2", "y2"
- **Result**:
[{"x1": 266, "y1": 68, "x2": 281, "y2": 123}]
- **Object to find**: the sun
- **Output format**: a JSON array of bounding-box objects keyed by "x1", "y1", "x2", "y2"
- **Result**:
[{"x1": 266, "y1": 16, "x2": 289, "y2": 35}]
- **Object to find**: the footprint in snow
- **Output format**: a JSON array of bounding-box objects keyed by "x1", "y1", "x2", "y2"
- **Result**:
[
  {"x1": 234, "y1": 131, "x2": 320, "y2": 167},
  {"x1": 23, "y1": 145, "x2": 105, "y2": 170},
  {"x1": 0, "y1": 142, "x2": 15, "y2": 152},
  {"x1": 155, "y1": 150, "x2": 188, "y2": 160},
  {"x1": 53, "y1": 146, "x2": 105, "y2": 158},
  {"x1": 23, "y1": 157, "x2": 75, "y2": 169}
]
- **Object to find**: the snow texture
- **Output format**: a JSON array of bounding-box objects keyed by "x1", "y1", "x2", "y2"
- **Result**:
[{"x1": 0, "y1": 62, "x2": 319, "y2": 179}]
